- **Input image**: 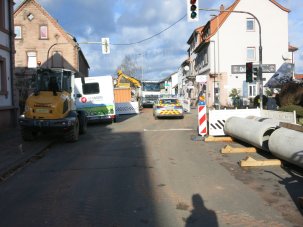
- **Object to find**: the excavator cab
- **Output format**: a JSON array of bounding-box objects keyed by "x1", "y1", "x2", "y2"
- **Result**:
[{"x1": 34, "y1": 68, "x2": 72, "y2": 95}]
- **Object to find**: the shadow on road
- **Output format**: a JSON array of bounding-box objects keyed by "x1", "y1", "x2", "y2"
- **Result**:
[
  {"x1": 184, "y1": 194, "x2": 218, "y2": 227},
  {"x1": 266, "y1": 164, "x2": 303, "y2": 215},
  {"x1": 0, "y1": 122, "x2": 157, "y2": 226}
]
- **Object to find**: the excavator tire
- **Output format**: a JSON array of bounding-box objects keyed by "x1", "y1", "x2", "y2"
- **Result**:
[
  {"x1": 64, "y1": 118, "x2": 79, "y2": 142},
  {"x1": 21, "y1": 126, "x2": 35, "y2": 141}
]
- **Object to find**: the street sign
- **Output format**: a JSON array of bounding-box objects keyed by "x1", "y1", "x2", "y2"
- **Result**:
[
  {"x1": 101, "y1": 38, "x2": 110, "y2": 54},
  {"x1": 231, "y1": 64, "x2": 276, "y2": 74}
]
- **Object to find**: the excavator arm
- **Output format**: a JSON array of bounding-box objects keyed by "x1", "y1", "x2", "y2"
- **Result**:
[{"x1": 116, "y1": 70, "x2": 141, "y2": 88}]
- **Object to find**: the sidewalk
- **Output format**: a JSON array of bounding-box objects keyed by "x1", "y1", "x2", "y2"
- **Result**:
[{"x1": 0, "y1": 127, "x2": 52, "y2": 179}]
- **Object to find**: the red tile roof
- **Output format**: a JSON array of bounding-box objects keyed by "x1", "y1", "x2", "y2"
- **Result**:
[
  {"x1": 289, "y1": 44, "x2": 298, "y2": 52},
  {"x1": 295, "y1": 74, "x2": 303, "y2": 80},
  {"x1": 196, "y1": 0, "x2": 290, "y2": 46}
]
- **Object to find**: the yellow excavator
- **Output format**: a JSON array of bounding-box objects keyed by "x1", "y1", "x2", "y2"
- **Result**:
[
  {"x1": 18, "y1": 68, "x2": 87, "y2": 142},
  {"x1": 116, "y1": 70, "x2": 141, "y2": 88},
  {"x1": 115, "y1": 70, "x2": 142, "y2": 102}
]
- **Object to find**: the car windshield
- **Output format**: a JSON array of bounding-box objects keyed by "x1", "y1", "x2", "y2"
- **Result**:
[
  {"x1": 142, "y1": 83, "x2": 160, "y2": 91},
  {"x1": 160, "y1": 99, "x2": 178, "y2": 104}
]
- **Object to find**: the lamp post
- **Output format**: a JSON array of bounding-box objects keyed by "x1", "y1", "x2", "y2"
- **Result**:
[
  {"x1": 210, "y1": 40, "x2": 216, "y2": 108},
  {"x1": 200, "y1": 8, "x2": 263, "y2": 109}
]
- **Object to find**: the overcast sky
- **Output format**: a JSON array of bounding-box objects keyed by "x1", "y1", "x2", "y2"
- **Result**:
[{"x1": 15, "y1": 0, "x2": 303, "y2": 80}]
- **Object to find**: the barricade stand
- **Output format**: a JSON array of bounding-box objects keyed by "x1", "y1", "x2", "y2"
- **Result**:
[{"x1": 198, "y1": 96, "x2": 207, "y2": 136}]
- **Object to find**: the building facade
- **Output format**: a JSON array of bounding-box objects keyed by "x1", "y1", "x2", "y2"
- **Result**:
[
  {"x1": 188, "y1": 0, "x2": 291, "y2": 108},
  {"x1": 0, "y1": 0, "x2": 18, "y2": 128},
  {"x1": 14, "y1": 0, "x2": 90, "y2": 112}
]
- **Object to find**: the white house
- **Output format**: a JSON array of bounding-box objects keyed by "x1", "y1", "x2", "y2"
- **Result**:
[
  {"x1": 0, "y1": 0, "x2": 17, "y2": 128},
  {"x1": 189, "y1": 0, "x2": 291, "y2": 108}
]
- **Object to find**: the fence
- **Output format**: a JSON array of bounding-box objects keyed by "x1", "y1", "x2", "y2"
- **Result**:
[{"x1": 208, "y1": 108, "x2": 296, "y2": 136}]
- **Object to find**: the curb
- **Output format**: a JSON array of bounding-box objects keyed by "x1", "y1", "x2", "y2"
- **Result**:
[{"x1": 0, "y1": 139, "x2": 54, "y2": 181}]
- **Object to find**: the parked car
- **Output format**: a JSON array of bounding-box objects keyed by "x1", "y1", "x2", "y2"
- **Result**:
[{"x1": 153, "y1": 97, "x2": 184, "y2": 119}]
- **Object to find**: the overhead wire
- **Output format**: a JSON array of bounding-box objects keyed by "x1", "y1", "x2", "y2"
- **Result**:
[{"x1": 111, "y1": 14, "x2": 187, "y2": 46}]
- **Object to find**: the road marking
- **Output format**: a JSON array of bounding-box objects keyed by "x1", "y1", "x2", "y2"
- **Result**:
[{"x1": 144, "y1": 128, "x2": 195, "y2": 132}]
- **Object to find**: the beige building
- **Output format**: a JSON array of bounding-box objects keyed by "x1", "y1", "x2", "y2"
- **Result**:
[
  {"x1": 14, "y1": 0, "x2": 90, "y2": 111},
  {"x1": 0, "y1": 0, "x2": 17, "y2": 128}
]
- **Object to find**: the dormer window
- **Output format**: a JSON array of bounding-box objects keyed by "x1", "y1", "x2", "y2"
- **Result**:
[{"x1": 202, "y1": 27, "x2": 210, "y2": 40}]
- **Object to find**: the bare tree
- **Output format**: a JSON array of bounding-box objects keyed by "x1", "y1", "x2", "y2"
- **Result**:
[{"x1": 117, "y1": 55, "x2": 141, "y2": 78}]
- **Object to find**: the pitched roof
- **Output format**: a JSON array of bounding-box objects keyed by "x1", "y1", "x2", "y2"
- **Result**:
[
  {"x1": 269, "y1": 0, "x2": 290, "y2": 12},
  {"x1": 14, "y1": 0, "x2": 90, "y2": 68},
  {"x1": 207, "y1": 0, "x2": 240, "y2": 41},
  {"x1": 14, "y1": 0, "x2": 74, "y2": 45},
  {"x1": 194, "y1": 0, "x2": 290, "y2": 52},
  {"x1": 187, "y1": 26, "x2": 204, "y2": 44},
  {"x1": 294, "y1": 74, "x2": 303, "y2": 80}
]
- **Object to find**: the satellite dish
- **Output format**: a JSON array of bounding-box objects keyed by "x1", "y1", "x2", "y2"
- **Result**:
[
  {"x1": 282, "y1": 53, "x2": 291, "y2": 61},
  {"x1": 184, "y1": 65, "x2": 189, "y2": 71}
]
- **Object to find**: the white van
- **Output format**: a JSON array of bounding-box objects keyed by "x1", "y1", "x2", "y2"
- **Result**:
[{"x1": 75, "y1": 76, "x2": 116, "y2": 122}]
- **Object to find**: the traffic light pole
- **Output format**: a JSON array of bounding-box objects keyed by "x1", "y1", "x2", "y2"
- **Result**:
[{"x1": 199, "y1": 8, "x2": 263, "y2": 109}]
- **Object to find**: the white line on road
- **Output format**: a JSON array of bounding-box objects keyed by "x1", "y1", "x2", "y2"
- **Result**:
[{"x1": 144, "y1": 128, "x2": 195, "y2": 132}]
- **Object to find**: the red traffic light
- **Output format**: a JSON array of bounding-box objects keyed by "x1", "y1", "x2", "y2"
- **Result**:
[
  {"x1": 190, "y1": 0, "x2": 196, "y2": 4},
  {"x1": 246, "y1": 62, "x2": 253, "y2": 83}
]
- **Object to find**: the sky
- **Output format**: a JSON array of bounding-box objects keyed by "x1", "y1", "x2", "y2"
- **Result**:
[{"x1": 14, "y1": 0, "x2": 303, "y2": 80}]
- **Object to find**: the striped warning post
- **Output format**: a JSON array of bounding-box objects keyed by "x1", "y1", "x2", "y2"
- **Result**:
[{"x1": 198, "y1": 105, "x2": 207, "y2": 136}]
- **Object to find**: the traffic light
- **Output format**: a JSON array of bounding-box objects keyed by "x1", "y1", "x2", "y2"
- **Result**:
[
  {"x1": 253, "y1": 67, "x2": 258, "y2": 81},
  {"x1": 187, "y1": 0, "x2": 199, "y2": 22},
  {"x1": 246, "y1": 62, "x2": 253, "y2": 83}
]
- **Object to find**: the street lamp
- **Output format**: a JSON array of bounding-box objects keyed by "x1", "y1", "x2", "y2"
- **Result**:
[
  {"x1": 210, "y1": 40, "x2": 216, "y2": 108},
  {"x1": 200, "y1": 8, "x2": 263, "y2": 109}
]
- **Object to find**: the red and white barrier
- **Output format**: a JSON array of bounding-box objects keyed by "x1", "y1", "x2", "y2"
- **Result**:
[{"x1": 198, "y1": 104, "x2": 207, "y2": 136}]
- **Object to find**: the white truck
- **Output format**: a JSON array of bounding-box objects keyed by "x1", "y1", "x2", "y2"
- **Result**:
[
  {"x1": 141, "y1": 81, "x2": 161, "y2": 107},
  {"x1": 75, "y1": 76, "x2": 116, "y2": 122}
]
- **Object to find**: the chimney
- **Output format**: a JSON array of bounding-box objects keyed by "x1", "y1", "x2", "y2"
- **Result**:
[{"x1": 220, "y1": 4, "x2": 225, "y2": 12}]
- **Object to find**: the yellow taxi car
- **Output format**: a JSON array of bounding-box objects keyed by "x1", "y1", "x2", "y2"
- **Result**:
[{"x1": 153, "y1": 97, "x2": 184, "y2": 119}]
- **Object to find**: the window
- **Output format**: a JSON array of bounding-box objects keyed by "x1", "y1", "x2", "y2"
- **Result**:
[
  {"x1": 0, "y1": 56, "x2": 8, "y2": 95},
  {"x1": 203, "y1": 50, "x2": 208, "y2": 65},
  {"x1": 15, "y1": 26, "x2": 22, "y2": 39},
  {"x1": 248, "y1": 84, "x2": 256, "y2": 97},
  {"x1": 27, "y1": 13, "x2": 34, "y2": 21},
  {"x1": 246, "y1": 18, "x2": 255, "y2": 31},
  {"x1": 82, "y1": 83, "x2": 99, "y2": 95},
  {"x1": 27, "y1": 52, "x2": 37, "y2": 68},
  {"x1": 247, "y1": 47, "x2": 255, "y2": 61},
  {"x1": 40, "y1": 25, "x2": 48, "y2": 39}
]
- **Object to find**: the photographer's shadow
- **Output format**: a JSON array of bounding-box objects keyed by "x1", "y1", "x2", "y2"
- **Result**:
[{"x1": 185, "y1": 194, "x2": 218, "y2": 227}]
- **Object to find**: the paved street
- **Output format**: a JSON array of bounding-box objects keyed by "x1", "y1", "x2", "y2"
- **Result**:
[{"x1": 0, "y1": 109, "x2": 302, "y2": 227}]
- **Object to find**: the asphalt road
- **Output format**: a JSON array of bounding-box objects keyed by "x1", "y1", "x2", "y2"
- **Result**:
[{"x1": 0, "y1": 108, "x2": 302, "y2": 227}]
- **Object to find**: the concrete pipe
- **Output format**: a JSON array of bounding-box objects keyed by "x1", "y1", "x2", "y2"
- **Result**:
[
  {"x1": 268, "y1": 127, "x2": 303, "y2": 168},
  {"x1": 224, "y1": 117, "x2": 278, "y2": 151},
  {"x1": 246, "y1": 116, "x2": 280, "y2": 125}
]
